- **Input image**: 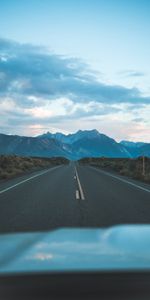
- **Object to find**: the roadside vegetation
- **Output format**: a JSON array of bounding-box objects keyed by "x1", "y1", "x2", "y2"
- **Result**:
[
  {"x1": 0, "y1": 155, "x2": 69, "y2": 180},
  {"x1": 79, "y1": 157, "x2": 150, "y2": 184}
]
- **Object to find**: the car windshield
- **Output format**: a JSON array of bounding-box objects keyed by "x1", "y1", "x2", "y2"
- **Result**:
[{"x1": 0, "y1": 0, "x2": 150, "y2": 276}]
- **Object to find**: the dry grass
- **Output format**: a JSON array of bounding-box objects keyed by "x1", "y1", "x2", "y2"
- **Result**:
[
  {"x1": 79, "y1": 157, "x2": 150, "y2": 184},
  {"x1": 0, "y1": 155, "x2": 69, "y2": 180}
]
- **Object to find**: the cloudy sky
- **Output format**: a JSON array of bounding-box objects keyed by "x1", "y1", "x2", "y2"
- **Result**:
[{"x1": 0, "y1": 0, "x2": 150, "y2": 141}]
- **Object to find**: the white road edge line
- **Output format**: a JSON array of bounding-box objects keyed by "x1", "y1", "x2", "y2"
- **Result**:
[
  {"x1": 75, "y1": 166, "x2": 85, "y2": 200},
  {"x1": 0, "y1": 166, "x2": 61, "y2": 195},
  {"x1": 90, "y1": 166, "x2": 150, "y2": 194},
  {"x1": 76, "y1": 190, "x2": 80, "y2": 200}
]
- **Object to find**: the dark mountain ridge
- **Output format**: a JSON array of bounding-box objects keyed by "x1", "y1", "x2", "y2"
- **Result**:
[{"x1": 0, "y1": 130, "x2": 149, "y2": 160}]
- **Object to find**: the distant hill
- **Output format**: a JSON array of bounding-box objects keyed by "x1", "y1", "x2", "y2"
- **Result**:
[
  {"x1": 38, "y1": 129, "x2": 131, "y2": 159},
  {"x1": 69, "y1": 132, "x2": 130, "y2": 159},
  {"x1": 120, "y1": 140, "x2": 150, "y2": 158},
  {"x1": 38, "y1": 129, "x2": 101, "y2": 144},
  {"x1": 120, "y1": 140, "x2": 146, "y2": 148},
  {"x1": 0, "y1": 133, "x2": 72, "y2": 159},
  {"x1": 0, "y1": 130, "x2": 150, "y2": 159}
]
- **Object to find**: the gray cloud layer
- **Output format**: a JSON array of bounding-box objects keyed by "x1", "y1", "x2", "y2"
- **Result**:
[
  {"x1": 119, "y1": 70, "x2": 146, "y2": 78},
  {"x1": 0, "y1": 38, "x2": 150, "y2": 107}
]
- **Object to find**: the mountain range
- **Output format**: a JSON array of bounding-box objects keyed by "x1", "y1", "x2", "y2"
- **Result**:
[{"x1": 0, "y1": 130, "x2": 150, "y2": 160}]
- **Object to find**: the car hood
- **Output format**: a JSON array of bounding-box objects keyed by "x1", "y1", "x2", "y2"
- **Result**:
[{"x1": 0, "y1": 225, "x2": 150, "y2": 274}]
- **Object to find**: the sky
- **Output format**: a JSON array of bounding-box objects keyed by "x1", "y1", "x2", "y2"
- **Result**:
[{"x1": 0, "y1": 0, "x2": 150, "y2": 141}]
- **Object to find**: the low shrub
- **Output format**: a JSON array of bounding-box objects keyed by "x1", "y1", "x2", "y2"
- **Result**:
[
  {"x1": 79, "y1": 157, "x2": 150, "y2": 184},
  {"x1": 0, "y1": 155, "x2": 69, "y2": 180}
]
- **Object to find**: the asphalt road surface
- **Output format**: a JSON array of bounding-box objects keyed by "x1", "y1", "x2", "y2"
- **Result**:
[{"x1": 0, "y1": 162, "x2": 150, "y2": 233}]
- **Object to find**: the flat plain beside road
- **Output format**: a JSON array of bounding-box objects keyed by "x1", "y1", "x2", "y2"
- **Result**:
[{"x1": 0, "y1": 161, "x2": 150, "y2": 234}]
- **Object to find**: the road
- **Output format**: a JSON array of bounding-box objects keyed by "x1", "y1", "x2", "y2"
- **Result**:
[{"x1": 0, "y1": 162, "x2": 150, "y2": 233}]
